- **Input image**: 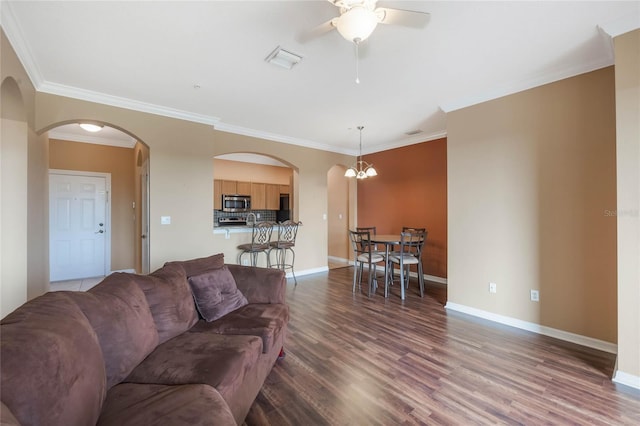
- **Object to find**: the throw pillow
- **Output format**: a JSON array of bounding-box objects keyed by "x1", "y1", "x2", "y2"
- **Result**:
[
  {"x1": 168, "y1": 253, "x2": 225, "y2": 278},
  {"x1": 188, "y1": 266, "x2": 248, "y2": 322}
]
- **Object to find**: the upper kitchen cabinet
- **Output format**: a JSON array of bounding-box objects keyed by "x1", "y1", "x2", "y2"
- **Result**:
[
  {"x1": 213, "y1": 180, "x2": 222, "y2": 210},
  {"x1": 251, "y1": 183, "x2": 266, "y2": 209},
  {"x1": 279, "y1": 185, "x2": 290, "y2": 195},
  {"x1": 221, "y1": 180, "x2": 237, "y2": 195},
  {"x1": 266, "y1": 184, "x2": 280, "y2": 210},
  {"x1": 237, "y1": 181, "x2": 251, "y2": 195}
]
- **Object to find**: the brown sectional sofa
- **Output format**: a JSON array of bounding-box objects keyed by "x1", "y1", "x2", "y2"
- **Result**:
[{"x1": 0, "y1": 253, "x2": 289, "y2": 426}]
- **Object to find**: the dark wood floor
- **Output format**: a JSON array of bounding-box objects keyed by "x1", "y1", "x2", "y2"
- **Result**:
[{"x1": 244, "y1": 267, "x2": 640, "y2": 425}]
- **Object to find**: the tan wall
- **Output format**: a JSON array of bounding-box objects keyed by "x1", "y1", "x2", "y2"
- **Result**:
[
  {"x1": 213, "y1": 158, "x2": 292, "y2": 184},
  {"x1": 448, "y1": 67, "x2": 618, "y2": 343},
  {"x1": 34, "y1": 95, "x2": 352, "y2": 274},
  {"x1": 358, "y1": 138, "x2": 448, "y2": 278},
  {"x1": 1, "y1": 29, "x2": 43, "y2": 318},
  {"x1": 327, "y1": 165, "x2": 351, "y2": 260},
  {"x1": 614, "y1": 30, "x2": 640, "y2": 381},
  {"x1": 49, "y1": 139, "x2": 136, "y2": 271}
]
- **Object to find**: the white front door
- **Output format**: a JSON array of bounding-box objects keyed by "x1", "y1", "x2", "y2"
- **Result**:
[{"x1": 49, "y1": 172, "x2": 109, "y2": 281}]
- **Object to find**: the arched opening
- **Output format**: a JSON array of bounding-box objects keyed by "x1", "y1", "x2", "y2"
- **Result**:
[
  {"x1": 213, "y1": 153, "x2": 297, "y2": 227},
  {"x1": 44, "y1": 121, "x2": 150, "y2": 287},
  {"x1": 1, "y1": 77, "x2": 28, "y2": 316}
]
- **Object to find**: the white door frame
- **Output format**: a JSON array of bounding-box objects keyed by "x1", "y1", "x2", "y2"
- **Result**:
[
  {"x1": 139, "y1": 159, "x2": 150, "y2": 274},
  {"x1": 49, "y1": 169, "x2": 112, "y2": 278}
]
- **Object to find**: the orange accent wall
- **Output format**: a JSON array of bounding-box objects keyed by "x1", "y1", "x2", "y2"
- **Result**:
[{"x1": 357, "y1": 138, "x2": 447, "y2": 278}]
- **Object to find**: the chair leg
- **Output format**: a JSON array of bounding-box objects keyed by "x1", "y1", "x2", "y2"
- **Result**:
[
  {"x1": 399, "y1": 262, "x2": 406, "y2": 300},
  {"x1": 288, "y1": 248, "x2": 297, "y2": 286},
  {"x1": 352, "y1": 260, "x2": 359, "y2": 292},
  {"x1": 418, "y1": 262, "x2": 424, "y2": 297}
]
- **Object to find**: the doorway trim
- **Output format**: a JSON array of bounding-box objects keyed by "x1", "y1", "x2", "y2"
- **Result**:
[{"x1": 49, "y1": 169, "x2": 112, "y2": 279}]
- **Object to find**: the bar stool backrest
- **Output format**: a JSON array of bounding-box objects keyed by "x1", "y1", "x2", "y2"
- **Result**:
[
  {"x1": 252, "y1": 222, "x2": 274, "y2": 247},
  {"x1": 275, "y1": 220, "x2": 299, "y2": 246}
]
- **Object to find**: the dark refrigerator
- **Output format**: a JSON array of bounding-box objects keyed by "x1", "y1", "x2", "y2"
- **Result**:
[{"x1": 276, "y1": 194, "x2": 290, "y2": 222}]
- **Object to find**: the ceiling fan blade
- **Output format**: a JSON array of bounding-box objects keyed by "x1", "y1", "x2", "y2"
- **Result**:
[
  {"x1": 298, "y1": 19, "x2": 337, "y2": 43},
  {"x1": 376, "y1": 7, "x2": 430, "y2": 28}
]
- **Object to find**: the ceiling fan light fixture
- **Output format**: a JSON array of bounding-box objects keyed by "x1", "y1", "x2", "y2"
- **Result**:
[
  {"x1": 336, "y1": 6, "x2": 378, "y2": 43},
  {"x1": 79, "y1": 123, "x2": 104, "y2": 132}
]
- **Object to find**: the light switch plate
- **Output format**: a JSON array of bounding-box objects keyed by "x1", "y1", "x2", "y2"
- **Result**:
[{"x1": 160, "y1": 216, "x2": 171, "y2": 225}]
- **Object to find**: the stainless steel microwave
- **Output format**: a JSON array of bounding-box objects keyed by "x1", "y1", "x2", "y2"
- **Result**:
[{"x1": 222, "y1": 194, "x2": 251, "y2": 212}]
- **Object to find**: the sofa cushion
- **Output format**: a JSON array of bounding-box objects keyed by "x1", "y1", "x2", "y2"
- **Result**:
[
  {"x1": 0, "y1": 292, "x2": 106, "y2": 426},
  {"x1": 67, "y1": 273, "x2": 159, "y2": 389},
  {"x1": 125, "y1": 332, "x2": 262, "y2": 401},
  {"x1": 98, "y1": 383, "x2": 236, "y2": 426},
  {"x1": 188, "y1": 303, "x2": 289, "y2": 353},
  {"x1": 168, "y1": 252, "x2": 225, "y2": 277},
  {"x1": 188, "y1": 266, "x2": 248, "y2": 322},
  {"x1": 134, "y1": 262, "x2": 199, "y2": 344}
]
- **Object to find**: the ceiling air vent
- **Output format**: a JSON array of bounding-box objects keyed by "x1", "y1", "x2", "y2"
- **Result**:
[
  {"x1": 405, "y1": 129, "x2": 423, "y2": 136},
  {"x1": 265, "y1": 46, "x2": 302, "y2": 70}
]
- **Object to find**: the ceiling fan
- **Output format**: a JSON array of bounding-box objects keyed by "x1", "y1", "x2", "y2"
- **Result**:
[
  {"x1": 304, "y1": 1, "x2": 430, "y2": 83},
  {"x1": 307, "y1": 0, "x2": 430, "y2": 45}
]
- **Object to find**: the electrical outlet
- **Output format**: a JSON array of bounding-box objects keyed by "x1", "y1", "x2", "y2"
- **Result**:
[
  {"x1": 489, "y1": 282, "x2": 497, "y2": 293},
  {"x1": 241, "y1": 259, "x2": 249, "y2": 266},
  {"x1": 530, "y1": 290, "x2": 540, "y2": 302},
  {"x1": 256, "y1": 213, "x2": 261, "y2": 219}
]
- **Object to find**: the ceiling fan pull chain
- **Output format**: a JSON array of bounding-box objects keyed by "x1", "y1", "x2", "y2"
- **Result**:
[{"x1": 354, "y1": 38, "x2": 361, "y2": 84}]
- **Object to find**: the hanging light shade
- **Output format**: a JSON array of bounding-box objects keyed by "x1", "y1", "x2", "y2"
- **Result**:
[
  {"x1": 335, "y1": 6, "x2": 378, "y2": 43},
  {"x1": 345, "y1": 126, "x2": 377, "y2": 179}
]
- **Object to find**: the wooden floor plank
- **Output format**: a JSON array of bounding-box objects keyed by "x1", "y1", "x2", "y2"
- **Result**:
[{"x1": 244, "y1": 268, "x2": 640, "y2": 425}]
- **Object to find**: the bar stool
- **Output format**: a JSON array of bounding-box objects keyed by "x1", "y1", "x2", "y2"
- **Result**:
[
  {"x1": 237, "y1": 222, "x2": 274, "y2": 267},
  {"x1": 269, "y1": 220, "x2": 300, "y2": 285}
]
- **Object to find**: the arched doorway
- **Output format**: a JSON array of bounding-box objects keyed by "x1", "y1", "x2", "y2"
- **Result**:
[{"x1": 46, "y1": 122, "x2": 149, "y2": 285}]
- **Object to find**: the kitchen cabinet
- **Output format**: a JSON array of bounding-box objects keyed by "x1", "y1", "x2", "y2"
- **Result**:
[
  {"x1": 221, "y1": 180, "x2": 237, "y2": 195},
  {"x1": 279, "y1": 185, "x2": 290, "y2": 195},
  {"x1": 266, "y1": 184, "x2": 280, "y2": 210},
  {"x1": 237, "y1": 181, "x2": 251, "y2": 195},
  {"x1": 251, "y1": 183, "x2": 266, "y2": 209},
  {"x1": 213, "y1": 180, "x2": 222, "y2": 210}
]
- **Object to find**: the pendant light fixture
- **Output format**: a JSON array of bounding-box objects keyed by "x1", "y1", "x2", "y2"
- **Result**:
[{"x1": 345, "y1": 126, "x2": 377, "y2": 179}]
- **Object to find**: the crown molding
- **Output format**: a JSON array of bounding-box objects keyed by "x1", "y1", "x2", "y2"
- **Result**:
[
  {"x1": 362, "y1": 130, "x2": 447, "y2": 155},
  {"x1": 598, "y1": 12, "x2": 640, "y2": 38},
  {"x1": 1, "y1": 2, "x2": 44, "y2": 88},
  {"x1": 38, "y1": 81, "x2": 220, "y2": 126},
  {"x1": 439, "y1": 55, "x2": 614, "y2": 113},
  {"x1": 213, "y1": 122, "x2": 355, "y2": 155}
]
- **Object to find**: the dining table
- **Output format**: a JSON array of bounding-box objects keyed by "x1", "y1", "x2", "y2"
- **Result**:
[{"x1": 364, "y1": 234, "x2": 406, "y2": 299}]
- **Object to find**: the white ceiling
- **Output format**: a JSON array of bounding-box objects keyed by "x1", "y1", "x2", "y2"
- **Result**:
[{"x1": 2, "y1": 1, "x2": 638, "y2": 155}]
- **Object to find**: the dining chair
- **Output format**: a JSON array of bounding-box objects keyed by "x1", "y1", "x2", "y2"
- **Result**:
[
  {"x1": 237, "y1": 221, "x2": 274, "y2": 267},
  {"x1": 402, "y1": 226, "x2": 426, "y2": 233},
  {"x1": 349, "y1": 229, "x2": 384, "y2": 296},
  {"x1": 388, "y1": 230, "x2": 427, "y2": 300},
  {"x1": 356, "y1": 226, "x2": 382, "y2": 254},
  {"x1": 269, "y1": 220, "x2": 300, "y2": 285}
]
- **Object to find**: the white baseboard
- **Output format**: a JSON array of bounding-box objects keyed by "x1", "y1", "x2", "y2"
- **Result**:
[
  {"x1": 613, "y1": 370, "x2": 640, "y2": 390},
  {"x1": 328, "y1": 256, "x2": 351, "y2": 264},
  {"x1": 290, "y1": 266, "x2": 329, "y2": 279},
  {"x1": 444, "y1": 302, "x2": 617, "y2": 354}
]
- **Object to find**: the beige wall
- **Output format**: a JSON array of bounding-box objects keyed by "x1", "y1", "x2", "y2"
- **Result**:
[
  {"x1": 34, "y1": 95, "x2": 352, "y2": 275},
  {"x1": 1, "y1": 29, "x2": 43, "y2": 318},
  {"x1": 614, "y1": 30, "x2": 640, "y2": 383},
  {"x1": 327, "y1": 165, "x2": 351, "y2": 260},
  {"x1": 49, "y1": 139, "x2": 136, "y2": 271},
  {"x1": 448, "y1": 67, "x2": 618, "y2": 344}
]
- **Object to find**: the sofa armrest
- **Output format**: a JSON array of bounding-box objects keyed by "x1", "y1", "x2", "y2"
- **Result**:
[{"x1": 226, "y1": 264, "x2": 286, "y2": 304}]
